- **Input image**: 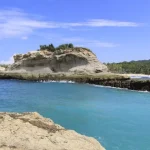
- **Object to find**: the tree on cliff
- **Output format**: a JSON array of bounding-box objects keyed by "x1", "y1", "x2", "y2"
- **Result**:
[
  {"x1": 39, "y1": 43, "x2": 74, "y2": 52},
  {"x1": 68, "y1": 43, "x2": 74, "y2": 48},
  {"x1": 40, "y1": 44, "x2": 55, "y2": 52},
  {"x1": 56, "y1": 43, "x2": 74, "y2": 50},
  {"x1": 40, "y1": 45, "x2": 47, "y2": 50},
  {"x1": 48, "y1": 44, "x2": 55, "y2": 52}
]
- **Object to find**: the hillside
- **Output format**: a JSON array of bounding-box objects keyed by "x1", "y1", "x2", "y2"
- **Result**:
[{"x1": 106, "y1": 60, "x2": 150, "y2": 75}]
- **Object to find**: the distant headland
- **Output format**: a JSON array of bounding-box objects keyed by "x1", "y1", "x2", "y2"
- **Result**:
[
  {"x1": 0, "y1": 43, "x2": 150, "y2": 92},
  {"x1": 8, "y1": 43, "x2": 108, "y2": 74}
]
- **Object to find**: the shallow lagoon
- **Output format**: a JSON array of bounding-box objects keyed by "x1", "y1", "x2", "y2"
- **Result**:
[{"x1": 0, "y1": 80, "x2": 150, "y2": 150}]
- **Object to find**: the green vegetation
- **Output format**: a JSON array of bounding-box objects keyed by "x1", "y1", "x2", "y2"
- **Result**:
[
  {"x1": 40, "y1": 44, "x2": 55, "y2": 52},
  {"x1": 106, "y1": 60, "x2": 150, "y2": 74},
  {"x1": 0, "y1": 64, "x2": 9, "y2": 68},
  {"x1": 38, "y1": 43, "x2": 96, "y2": 55},
  {"x1": 39, "y1": 43, "x2": 74, "y2": 52},
  {"x1": 56, "y1": 43, "x2": 74, "y2": 50}
]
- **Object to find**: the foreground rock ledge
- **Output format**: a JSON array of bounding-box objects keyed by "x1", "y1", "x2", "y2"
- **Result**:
[{"x1": 0, "y1": 112, "x2": 105, "y2": 150}]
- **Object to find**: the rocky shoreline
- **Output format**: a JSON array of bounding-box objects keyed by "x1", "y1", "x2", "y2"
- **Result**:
[
  {"x1": 0, "y1": 46, "x2": 150, "y2": 92},
  {"x1": 0, "y1": 72, "x2": 150, "y2": 92},
  {"x1": 0, "y1": 112, "x2": 105, "y2": 150}
]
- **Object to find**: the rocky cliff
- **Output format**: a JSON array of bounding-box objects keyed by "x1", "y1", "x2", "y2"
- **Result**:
[
  {"x1": 0, "y1": 112, "x2": 105, "y2": 150},
  {"x1": 0, "y1": 66, "x2": 5, "y2": 72},
  {"x1": 9, "y1": 47, "x2": 108, "y2": 74}
]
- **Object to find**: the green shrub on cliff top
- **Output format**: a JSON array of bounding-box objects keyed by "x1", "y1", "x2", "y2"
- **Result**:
[
  {"x1": 39, "y1": 43, "x2": 74, "y2": 52},
  {"x1": 38, "y1": 43, "x2": 95, "y2": 55},
  {"x1": 40, "y1": 44, "x2": 55, "y2": 52},
  {"x1": 56, "y1": 43, "x2": 74, "y2": 50}
]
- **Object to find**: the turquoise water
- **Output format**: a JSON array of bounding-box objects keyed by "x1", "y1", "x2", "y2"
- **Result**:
[{"x1": 0, "y1": 80, "x2": 150, "y2": 150}]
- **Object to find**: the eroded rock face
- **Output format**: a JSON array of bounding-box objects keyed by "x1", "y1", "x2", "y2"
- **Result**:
[
  {"x1": 0, "y1": 66, "x2": 5, "y2": 72},
  {"x1": 9, "y1": 48, "x2": 108, "y2": 74},
  {"x1": 0, "y1": 112, "x2": 105, "y2": 150}
]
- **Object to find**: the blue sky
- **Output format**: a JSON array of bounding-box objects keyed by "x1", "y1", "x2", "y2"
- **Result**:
[{"x1": 0, "y1": 0, "x2": 149, "y2": 63}]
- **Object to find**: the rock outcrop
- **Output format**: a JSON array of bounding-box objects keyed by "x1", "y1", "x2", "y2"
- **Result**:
[
  {"x1": 9, "y1": 47, "x2": 108, "y2": 74},
  {"x1": 0, "y1": 112, "x2": 105, "y2": 150},
  {"x1": 0, "y1": 66, "x2": 5, "y2": 72}
]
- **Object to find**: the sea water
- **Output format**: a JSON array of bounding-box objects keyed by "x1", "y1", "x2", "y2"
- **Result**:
[{"x1": 0, "y1": 80, "x2": 150, "y2": 150}]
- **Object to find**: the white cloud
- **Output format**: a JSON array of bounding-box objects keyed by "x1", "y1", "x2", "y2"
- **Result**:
[
  {"x1": 86, "y1": 41, "x2": 119, "y2": 48},
  {"x1": 61, "y1": 37, "x2": 85, "y2": 43},
  {"x1": 61, "y1": 37, "x2": 118, "y2": 48},
  {"x1": 85, "y1": 19, "x2": 139, "y2": 27},
  {"x1": 0, "y1": 56, "x2": 14, "y2": 64},
  {"x1": 0, "y1": 8, "x2": 141, "y2": 39},
  {"x1": 21, "y1": 36, "x2": 28, "y2": 40}
]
